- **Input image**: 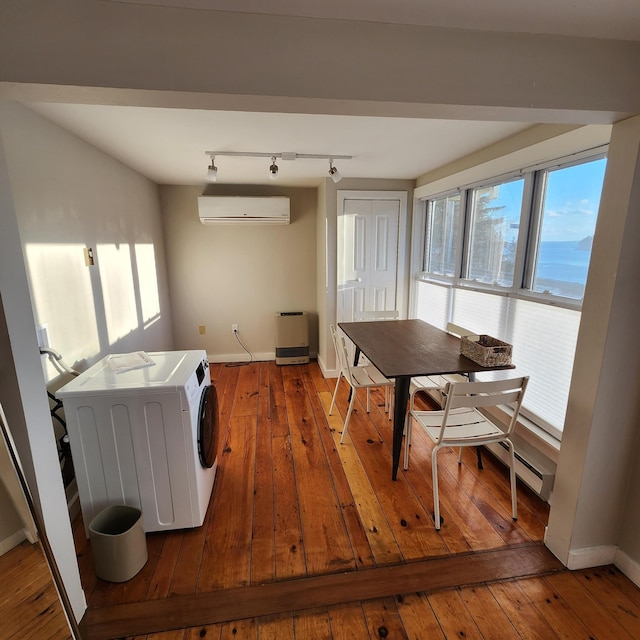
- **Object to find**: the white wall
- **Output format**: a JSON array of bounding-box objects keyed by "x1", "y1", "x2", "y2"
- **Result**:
[
  {"x1": 0, "y1": 129, "x2": 85, "y2": 619},
  {"x1": 2, "y1": 0, "x2": 639, "y2": 122},
  {"x1": 546, "y1": 115, "x2": 640, "y2": 579},
  {"x1": 160, "y1": 185, "x2": 318, "y2": 361},
  {"x1": 1, "y1": 104, "x2": 174, "y2": 374},
  {"x1": 0, "y1": 102, "x2": 176, "y2": 621}
]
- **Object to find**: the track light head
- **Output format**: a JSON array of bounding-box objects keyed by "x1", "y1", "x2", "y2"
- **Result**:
[
  {"x1": 269, "y1": 156, "x2": 279, "y2": 180},
  {"x1": 329, "y1": 160, "x2": 342, "y2": 183},
  {"x1": 205, "y1": 151, "x2": 351, "y2": 183},
  {"x1": 207, "y1": 157, "x2": 218, "y2": 182}
]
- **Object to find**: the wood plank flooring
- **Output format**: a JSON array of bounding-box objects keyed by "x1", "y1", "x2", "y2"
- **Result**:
[
  {"x1": 67, "y1": 361, "x2": 640, "y2": 639},
  {"x1": 0, "y1": 540, "x2": 73, "y2": 639}
]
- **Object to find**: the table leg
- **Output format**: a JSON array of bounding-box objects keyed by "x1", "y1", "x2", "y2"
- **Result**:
[{"x1": 392, "y1": 375, "x2": 411, "y2": 480}]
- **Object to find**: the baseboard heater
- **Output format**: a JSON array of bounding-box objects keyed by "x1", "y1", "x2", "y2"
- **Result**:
[
  {"x1": 275, "y1": 312, "x2": 309, "y2": 365},
  {"x1": 484, "y1": 440, "x2": 556, "y2": 503}
]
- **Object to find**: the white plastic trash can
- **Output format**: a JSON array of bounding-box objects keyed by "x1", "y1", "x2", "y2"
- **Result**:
[{"x1": 89, "y1": 505, "x2": 148, "y2": 582}]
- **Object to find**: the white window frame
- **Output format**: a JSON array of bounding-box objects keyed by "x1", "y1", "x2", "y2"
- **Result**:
[
  {"x1": 414, "y1": 148, "x2": 608, "y2": 438},
  {"x1": 419, "y1": 148, "x2": 607, "y2": 312}
]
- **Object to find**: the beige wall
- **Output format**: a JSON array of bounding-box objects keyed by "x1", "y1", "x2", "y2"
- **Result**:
[
  {"x1": 0, "y1": 481, "x2": 23, "y2": 550},
  {"x1": 160, "y1": 185, "x2": 318, "y2": 361},
  {"x1": 0, "y1": 295, "x2": 35, "y2": 553}
]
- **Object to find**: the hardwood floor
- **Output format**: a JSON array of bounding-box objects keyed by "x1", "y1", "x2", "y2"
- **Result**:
[
  {"x1": 0, "y1": 540, "x2": 72, "y2": 639},
  {"x1": 69, "y1": 361, "x2": 640, "y2": 639}
]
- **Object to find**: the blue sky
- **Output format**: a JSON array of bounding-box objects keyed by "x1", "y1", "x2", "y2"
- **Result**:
[
  {"x1": 486, "y1": 157, "x2": 607, "y2": 242},
  {"x1": 541, "y1": 158, "x2": 607, "y2": 241}
]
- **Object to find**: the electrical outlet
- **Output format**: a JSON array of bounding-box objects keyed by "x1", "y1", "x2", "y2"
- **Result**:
[
  {"x1": 232, "y1": 324, "x2": 238, "y2": 333},
  {"x1": 36, "y1": 323, "x2": 49, "y2": 349},
  {"x1": 84, "y1": 247, "x2": 95, "y2": 266},
  {"x1": 199, "y1": 325, "x2": 206, "y2": 335}
]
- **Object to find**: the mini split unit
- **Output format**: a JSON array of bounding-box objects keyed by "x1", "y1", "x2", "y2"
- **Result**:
[{"x1": 198, "y1": 196, "x2": 290, "y2": 225}]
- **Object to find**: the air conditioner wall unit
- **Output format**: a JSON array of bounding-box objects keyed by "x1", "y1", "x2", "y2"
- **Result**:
[{"x1": 198, "y1": 196, "x2": 290, "y2": 225}]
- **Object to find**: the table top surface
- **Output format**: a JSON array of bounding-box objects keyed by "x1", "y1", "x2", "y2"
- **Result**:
[{"x1": 338, "y1": 319, "x2": 514, "y2": 379}]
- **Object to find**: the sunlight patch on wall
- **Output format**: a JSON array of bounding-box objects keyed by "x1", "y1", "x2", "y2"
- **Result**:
[
  {"x1": 25, "y1": 243, "x2": 100, "y2": 378},
  {"x1": 97, "y1": 243, "x2": 138, "y2": 346},
  {"x1": 135, "y1": 243, "x2": 161, "y2": 325}
]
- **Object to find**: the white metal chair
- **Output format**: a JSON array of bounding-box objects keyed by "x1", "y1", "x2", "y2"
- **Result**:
[
  {"x1": 405, "y1": 375, "x2": 529, "y2": 530},
  {"x1": 404, "y1": 323, "x2": 477, "y2": 454},
  {"x1": 408, "y1": 322, "x2": 477, "y2": 411},
  {"x1": 352, "y1": 310, "x2": 399, "y2": 411},
  {"x1": 329, "y1": 326, "x2": 395, "y2": 443}
]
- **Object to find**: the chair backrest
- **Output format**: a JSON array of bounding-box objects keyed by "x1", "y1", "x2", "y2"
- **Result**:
[
  {"x1": 354, "y1": 310, "x2": 400, "y2": 321},
  {"x1": 446, "y1": 322, "x2": 477, "y2": 339},
  {"x1": 330, "y1": 325, "x2": 351, "y2": 376},
  {"x1": 441, "y1": 376, "x2": 529, "y2": 439}
]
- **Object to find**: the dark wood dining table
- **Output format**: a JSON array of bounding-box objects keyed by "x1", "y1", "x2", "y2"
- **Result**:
[{"x1": 338, "y1": 319, "x2": 514, "y2": 480}]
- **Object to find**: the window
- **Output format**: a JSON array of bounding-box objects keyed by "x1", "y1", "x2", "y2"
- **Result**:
[
  {"x1": 423, "y1": 193, "x2": 461, "y2": 277},
  {"x1": 417, "y1": 152, "x2": 607, "y2": 436},
  {"x1": 529, "y1": 158, "x2": 607, "y2": 300},
  {"x1": 466, "y1": 179, "x2": 525, "y2": 287}
]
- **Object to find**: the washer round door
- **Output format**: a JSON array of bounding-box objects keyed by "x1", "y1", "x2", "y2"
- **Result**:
[{"x1": 197, "y1": 385, "x2": 219, "y2": 469}]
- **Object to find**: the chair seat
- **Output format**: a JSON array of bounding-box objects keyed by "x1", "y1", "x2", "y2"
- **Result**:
[
  {"x1": 411, "y1": 375, "x2": 448, "y2": 391},
  {"x1": 411, "y1": 407, "x2": 506, "y2": 444},
  {"x1": 351, "y1": 364, "x2": 393, "y2": 388}
]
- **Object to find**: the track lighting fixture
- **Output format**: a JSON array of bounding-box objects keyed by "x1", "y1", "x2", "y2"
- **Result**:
[
  {"x1": 328, "y1": 160, "x2": 341, "y2": 183},
  {"x1": 205, "y1": 151, "x2": 351, "y2": 182},
  {"x1": 269, "y1": 156, "x2": 279, "y2": 180},
  {"x1": 207, "y1": 156, "x2": 217, "y2": 182}
]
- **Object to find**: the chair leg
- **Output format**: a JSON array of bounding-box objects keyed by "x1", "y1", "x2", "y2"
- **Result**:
[
  {"x1": 432, "y1": 445, "x2": 442, "y2": 530},
  {"x1": 507, "y1": 439, "x2": 518, "y2": 520},
  {"x1": 403, "y1": 416, "x2": 412, "y2": 470},
  {"x1": 329, "y1": 372, "x2": 342, "y2": 415},
  {"x1": 340, "y1": 389, "x2": 357, "y2": 444}
]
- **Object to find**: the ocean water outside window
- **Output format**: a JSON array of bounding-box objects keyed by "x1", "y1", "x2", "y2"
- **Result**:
[
  {"x1": 466, "y1": 179, "x2": 525, "y2": 287},
  {"x1": 423, "y1": 193, "x2": 461, "y2": 277},
  {"x1": 531, "y1": 158, "x2": 607, "y2": 300}
]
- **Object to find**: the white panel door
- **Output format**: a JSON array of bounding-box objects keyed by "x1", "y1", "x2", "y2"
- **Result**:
[{"x1": 337, "y1": 198, "x2": 399, "y2": 325}]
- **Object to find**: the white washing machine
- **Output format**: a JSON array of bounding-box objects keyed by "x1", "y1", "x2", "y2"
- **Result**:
[{"x1": 57, "y1": 350, "x2": 218, "y2": 535}]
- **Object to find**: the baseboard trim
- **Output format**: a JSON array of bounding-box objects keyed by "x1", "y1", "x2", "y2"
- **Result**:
[
  {"x1": 615, "y1": 548, "x2": 640, "y2": 588},
  {"x1": 208, "y1": 352, "x2": 274, "y2": 364},
  {"x1": 0, "y1": 529, "x2": 28, "y2": 555},
  {"x1": 567, "y1": 545, "x2": 617, "y2": 570},
  {"x1": 207, "y1": 352, "x2": 318, "y2": 364}
]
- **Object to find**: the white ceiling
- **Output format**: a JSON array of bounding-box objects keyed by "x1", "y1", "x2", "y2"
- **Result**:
[
  {"x1": 26, "y1": 1, "x2": 637, "y2": 187},
  {"x1": 27, "y1": 103, "x2": 532, "y2": 187}
]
